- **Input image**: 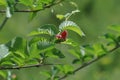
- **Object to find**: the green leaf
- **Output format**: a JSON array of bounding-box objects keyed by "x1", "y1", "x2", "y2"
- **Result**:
[
  {"x1": 37, "y1": 38, "x2": 55, "y2": 52},
  {"x1": 101, "y1": 33, "x2": 118, "y2": 51},
  {"x1": 11, "y1": 56, "x2": 24, "y2": 66},
  {"x1": 109, "y1": 25, "x2": 120, "y2": 33},
  {"x1": 83, "y1": 45, "x2": 94, "y2": 54},
  {"x1": 0, "y1": 44, "x2": 9, "y2": 60},
  {"x1": 40, "y1": 24, "x2": 59, "y2": 34},
  {"x1": 56, "y1": 14, "x2": 65, "y2": 20},
  {"x1": 0, "y1": 61, "x2": 14, "y2": 66},
  {"x1": 29, "y1": 38, "x2": 54, "y2": 59},
  {"x1": 93, "y1": 43, "x2": 106, "y2": 56},
  {"x1": 6, "y1": 37, "x2": 28, "y2": 59},
  {"x1": 51, "y1": 66, "x2": 59, "y2": 76},
  {"x1": 59, "y1": 21, "x2": 85, "y2": 36},
  {"x1": 104, "y1": 33, "x2": 116, "y2": 40},
  {"x1": 32, "y1": 0, "x2": 43, "y2": 10},
  {"x1": 29, "y1": 29, "x2": 52, "y2": 36},
  {"x1": 117, "y1": 36, "x2": 120, "y2": 42},
  {"x1": 25, "y1": 59, "x2": 39, "y2": 65},
  {"x1": 13, "y1": 51, "x2": 26, "y2": 59},
  {"x1": 29, "y1": 43, "x2": 41, "y2": 59},
  {"x1": 8, "y1": 37, "x2": 27, "y2": 52},
  {"x1": 6, "y1": 0, "x2": 15, "y2": 16},
  {"x1": 36, "y1": 0, "x2": 53, "y2": 5},
  {"x1": 29, "y1": 37, "x2": 43, "y2": 45},
  {"x1": 104, "y1": 33, "x2": 117, "y2": 46},
  {"x1": 69, "y1": 49, "x2": 80, "y2": 59},
  {"x1": 83, "y1": 43, "x2": 106, "y2": 57},
  {"x1": 29, "y1": 12, "x2": 37, "y2": 21},
  {"x1": 19, "y1": 0, "x2": 53, "y2": 9},
  {"x1": 0, "y1": 0, "x2": 7, "y2": 6},
  {"x1": 61, "y1": 39, "x2": 77, "y2": 47},
  {"x1": 83, "y1": 56, "x2": 93, "y2": 62},
  {"x1": 29, "y1": 38, "x2": 55, "y2": 57},
  {"x1": 70, "y1": 1, "x2": 78, "y2": 8},
  {"x1": 28, "y1": 24, "x2": 58, "y2": 39},
  {"x1": 46, "y1": 48, "x2": 65, "y2": 58},
  {"x1": 19, "y1": 0, "x2": 33, "y2": 6},
  {"x1": 69, "y1": 46, "x2": 86, "y2": 59},
  {"x1": 72, "y1": 59, "x2": 81, "y2": 64},
  {"x1": 0, "y1": 71, "x2": 7, "y2": 79},
  {"x1": 56, "y1": 65, "x2": 74, "y2": 74},
  {"x1": 40, "y1": 71, "x2": 51, "y2": 78}
]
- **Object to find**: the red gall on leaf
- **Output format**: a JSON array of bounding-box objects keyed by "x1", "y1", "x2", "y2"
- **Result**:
[
  {"x1": 60, "y1": 30, "x2": 68, "y2": 40},
  {"x1": 56, "y1": 30, "x2": 68, "y2": 42}
]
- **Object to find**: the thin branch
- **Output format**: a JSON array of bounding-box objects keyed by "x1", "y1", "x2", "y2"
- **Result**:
[
  {"x1": 59, "y1": 45, "x2": 120, "y2": 80},
  {"x1": 0, "y1": 63, "x2": 62, "y2": 70},
  {"x1": 0, "y1": 0, "x2": 65, "y2": 13},
  {"x1": 0, "y1": 17, "x2": 8, "y2": 31}
]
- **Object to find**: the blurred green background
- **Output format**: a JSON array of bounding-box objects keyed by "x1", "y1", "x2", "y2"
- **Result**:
[{"x1": 0, "y1": 0, "x2": 120, "y2": 80}]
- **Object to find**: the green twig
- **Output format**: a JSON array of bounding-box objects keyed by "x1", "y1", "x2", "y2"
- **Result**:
[
  {"x1": 59, "y1": 45, "x2": 120, "y2": 80},
  {"x1": 0, "y1": 0, "x2": 65, "y2": 13},
  {"x1": 0, "y1": 17, "x2": 8, "y2": 31},
  {"x1": 0, "y1": 63, "x2": 62, "y2": 70}
]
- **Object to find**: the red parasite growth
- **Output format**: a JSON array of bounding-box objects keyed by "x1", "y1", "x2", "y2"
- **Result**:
[{"x1": 56, "y1": 30, "x2": 68, "y2": 41}]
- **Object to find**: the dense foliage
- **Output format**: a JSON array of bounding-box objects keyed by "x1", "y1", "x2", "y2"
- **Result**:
[{"x1": 0, "y1": 0, "x2": 120, "y2": 80}]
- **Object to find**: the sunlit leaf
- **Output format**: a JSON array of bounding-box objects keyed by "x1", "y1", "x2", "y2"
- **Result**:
[
  {"x1": 25, "y1": 59, "x2": 39, "y2": 65},
  {"x1": 37, "y1": 38, "x2": 55, "y2": 52},
  {"x1": 7, "y1": 71, "x2": 11, "y2": 80},
  {"x1": 11, "y1": 56, "x2": 24, "y2": 66},
  {"x1": 29, "y1": 38, "x2": 54, "y2": 59},
  {"x1": 61, "y1": 39, "x2": 77, "y2": 47},
  {"x1": 14, "y1": 51, "x2": 26, "y2": 59},
  {"x1": 59, "y1": 21, "x2": 85, "y2": 36},
  {"x1": 29, "y1": 29, "x2": 52, "y2": 36},
  {"x1": 19, "y1": 0, "x2": 53, "y2": 10},
  {"x1": 6, "y1": 7, "x2": 12, "y2": 18},
  {"x1": 0, "y1": 44, "x2": 9, "y2": 60},
  {"x1": 29, "y1": 24, "x2": 58, "y2": 39},
  {"x1": 6, "y1": 37, "x2": 28, "y2": 62},
  {"x1": 56, "y1": 14, "x2": 65, "y2": 20},
  {"x1": 29, "y1": 43, "x2": 41, "y2": 59},
  {"x1": 40, "y1": 24, "x2": 58, "y2": 34},
  {"x1": 0, "y1": 61, "x2": 14, "y2": 66}
]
